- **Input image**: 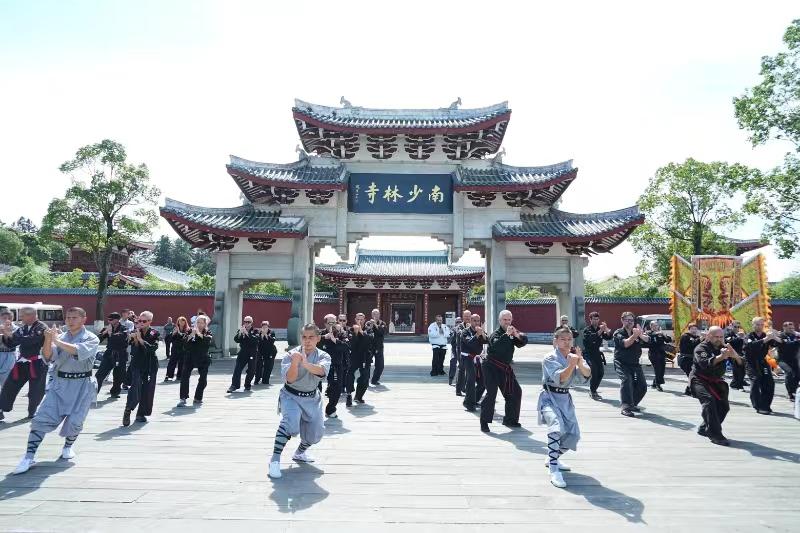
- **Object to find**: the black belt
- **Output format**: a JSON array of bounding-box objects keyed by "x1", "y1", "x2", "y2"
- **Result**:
[
  {"x1": 544, "y1": 384, "x2": 570, "y2": 394},
  {"x1": 284, "y1": 384, "x2": 317, "y2": 398},
  {"x1": 57, "y1": 371, "x2": 92, "y2": 379}
]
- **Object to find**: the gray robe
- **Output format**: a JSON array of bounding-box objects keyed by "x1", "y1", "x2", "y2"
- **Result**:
[
  {"x1": 277, "y1": 348, "x2": 331, "y2": 445},
  {"x1": 31, "y1": 327, "x2": 99, "y2": 438},
  {"x1": 537, "y1": 348, "x2": 589, "y2": 451}
]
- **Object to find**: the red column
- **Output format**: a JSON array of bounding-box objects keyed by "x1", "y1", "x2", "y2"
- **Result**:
[
  {"x1": 376, "y1": 291, "x2": 382, "y2": 316},
  {"x1": 423, "y1": 291, "x2": 429, "y2": 333},
  {"x1": 338, "y1": 286, "x2": 345, "y2": 316}
]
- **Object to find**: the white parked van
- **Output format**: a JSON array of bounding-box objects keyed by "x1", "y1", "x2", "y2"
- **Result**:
[{"x1": 0, "y1": 302, "x2": 65, "y2": 327}]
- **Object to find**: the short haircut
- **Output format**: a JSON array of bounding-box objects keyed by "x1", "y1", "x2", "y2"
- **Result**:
[
  {"x1": 589, "y1": 311, "x2": 600, "y2": 319},
  {"x1": 498, "y1": 309, "x2": 512, "y2": 320},
  {"x1": 435, "y1": 314, "x2": 443, "y2": 319},
  {"x1": 302, "y1": 323, "x2": 320, "y2": 335},
  {"x1": 355, "y1": 312, "x2": 365, "y2": 319},
  {"x1": 140, "y1": 311, "x2": 154, "y2": 321},
  {"x1": 19, "y1": 306, "x2": 36, "y2": 315},
  {"x1": 0, "y1": 310, "x2": 12, "y2": 318},
  {"x1": 324, "y1": 314, "x2": 336, "y2": 322},
  {"x1": 560, "y1": 315, "x2": 569, "y2": 321},
  {"x1": 196, "y1": 315, "x2": 208, "y2": 326},
  {"x1": 471, "y1": 314, "x2": 481, "y2": 321},
  {"x1": 554, "y1": 326, "x2": 573, "y2": 339},
  {"x1": 783, "y1": 321, "x2": 794, "y2": 328},
  {"x1": 620, "y1": 311, "x2": 635, "y2": 320},
  {"x1": 65, "y1": 307, "x2": 86, "y2": 318},
  {"x1": 752, "y1": 316, "x2": 764, "y2": 326}
]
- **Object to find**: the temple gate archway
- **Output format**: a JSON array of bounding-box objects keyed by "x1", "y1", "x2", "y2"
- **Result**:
[{"x1": 161, "y1": 99, "x2": 644, "y2": 354}]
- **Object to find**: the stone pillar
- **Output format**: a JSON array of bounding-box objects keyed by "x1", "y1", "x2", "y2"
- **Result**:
[
  {"x1": 288, "y1": 239, "x2": 312, "y2": 346},
  {"x1": 488, "y1": 241, "x2": 507, "y2": 332},
  {"x1": 484, "y1": 248, "x2": 494, "y2": 333},
  {"x1": 224, "y1": 283, "x2": 243, "y2": 357},
  {"x1": 452, "y1": 193, "x2": 464, "y2": 261},
  {"x1": 570, "y1": 256, "x2": 587, "y2": 346},
  {"x1": 210, "y1": 251, "x2": 230, "y2": 357}
]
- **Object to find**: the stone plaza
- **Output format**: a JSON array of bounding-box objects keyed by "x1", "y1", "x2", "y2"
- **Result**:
[{"x1": 0, "y1": 343, "x2": 797, "y2": 532}]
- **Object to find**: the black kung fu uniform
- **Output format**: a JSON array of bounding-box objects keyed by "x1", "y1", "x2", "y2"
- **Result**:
[
  {"x1": 678, "y1": 332, "x2": 702, "y2": 377},
  {"x1": 347, "y1": 326, "x2": 375, "y2": 401},
  {"x1": 690, "y1": 341, "x2": 732, "y2": 440},
  {"x1": 96, "y1": 323, "x2": 130, "y2": 396},
  {"x1": 125, "y1": 327, "x2": 160, "y2": 418},
  {"x1": 166, "y1": 327, "x2": 189, "y2": 380},
  {"x1": 180, "y1": 329, "x2": 213, "y2": 402},
  {"x1": 725, "y1": 329, "x2": 747, "y2": 389},
  {"x1": 255, "y1": 329, "x2": 278, "y2": 385},
  {"x1": 613, "y1": 327, "x2": 648, "y2": 409},
  {"x1": 230, "y1": 327, "x2": 260, "y2": 390},
  {"x1": 744, "y1": 332, "x2": 778, "y2": 412},
  {"x1": 777, "y1": 332, "x2": 800, "y2": 399},
  {"x1": 582, "y1": 325, "x2": 613, "y2": 393},
  {"x1": 370, "y1": 320, "x2": 388, "y2": 385},
  {"x1": 480, "y1": 327, "x2": 527, "y2": 426},
  {"x1": 0, "y1": 320, "x2": 47, "y2": 417},
  {"x1": 646, "y1": 331, "x2": 673, "y2": 387},
  {"x1": 460, "y1": 326, "x2": 488, "y2": 411},
  {"x1": 318, "y1": 326, "x2": 350, "y2": 415}
]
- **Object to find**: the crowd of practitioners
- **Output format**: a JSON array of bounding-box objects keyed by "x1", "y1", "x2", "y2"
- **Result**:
[
  {"x1": 0, "y1": 303, "x2": 797, "y2": 485},
  {"x1": 427, "y1": 308, "x2": 800, "y2": 487}
]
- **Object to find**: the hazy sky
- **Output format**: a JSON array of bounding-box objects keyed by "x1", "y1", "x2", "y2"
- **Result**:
[{"x1": 1, "y1": 1, "x2": 797, "y2": 280}]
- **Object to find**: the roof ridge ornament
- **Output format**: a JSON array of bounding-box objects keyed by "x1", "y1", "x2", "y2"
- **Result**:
[
  {"x1": 491, "y1": 147, "x2": 506, "y2": 166},
  {"x1": 340, "y1": 96, "x2": 353, "y2": 108},
  {"x1": 448, "y1": 97, "x2": 462, "y2": 110},
  {"x1": 295, "y1": 144, "x2": 309, "y2": 160}
]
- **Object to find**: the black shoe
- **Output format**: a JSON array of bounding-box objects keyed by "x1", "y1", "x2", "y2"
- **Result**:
[
  {"x1": 448, "y1": 380, "x2": 453, "y2": 386},
  {"x1": 244, "y1": 386, "x2": 251, "y2": 391},
  {"x1": 757, "y1": 409, "x2": 771, "y2": 415},
  {"x1": 0, "y1": 412, "x2": 4, "y2": 421},
  {"x1": 651, "y1": 383, "x2": 657, "y2": 389},
  {"x1": 371, "y1": 381, "x2": 380, "y2": 386},
  {"x1": 480, "y1": 422, "x2": 490, "y2": 433},
  {"x1": 790, "y1": 395, "x2": 796, "y2": 402},
  {"x1": 346, "y1": 395, "x2": 353, "y2": 407},
  {"x1": 503, "y1": 421, "x2": 522, "y2": 428},
  {"x1": 684, "y1": 386, "x2": 692, "y2": 396},
  {"x1": 456, "y1": 391, "x2": 463, "y2": 397},
  {"x1": 630, "y1": 406, "x2": 641, "y2": 412},
  {"x1": 135, "y1": 416, "x2": 147, "y2": 423},
  {"x1": 122, "y1": 409, "x2": 131, "y2": 427},
  {"x1": 710, "y1": 437, "x2": 730, "y2": 446},
  {"x1": 590, "y1": 392, "x2": 602, "y2": 401},
  {"x1": 697, "y1": 427, "x2": 708, "y2": 437},
  {"x1": 621, "y1": 408, "x2": 635, "y2": 417},
  {"x1": 122, "y1": 384, "x2": 129, "y2": 390},
  {"x1": 656, "y1": 385, "x2": 664, "y2": 392},
  {"x1": 355, "y1": 397, "x2": 365, "y2": 404}
]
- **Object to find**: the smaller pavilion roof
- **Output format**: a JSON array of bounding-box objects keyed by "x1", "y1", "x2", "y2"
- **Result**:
[
  {"x1": 316, "y1": 249, "x2": 484, "y2": 280},
  {"x1": 723, "y1": 237, "x2": 769, "y2": 255},
  {"x1": 454, "y1": 160, "x2": 578, "y2": 201},
  {"x1": 227, "y1": 155, "x2": 348, "y2": 197},
  {"x1": 293, "y1": 99, "x2": 511, "y2": 135},
  {"x1": 492, "y1": 206, "x2": 645, "y2": 253},
  {"x1": 160, "y1": 199, "x2": 308, "y2": 249}
]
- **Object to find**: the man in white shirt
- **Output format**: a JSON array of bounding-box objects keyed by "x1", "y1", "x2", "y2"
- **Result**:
[{"x1": 428, "y1": 315, "x2": 450, "y2": 377}]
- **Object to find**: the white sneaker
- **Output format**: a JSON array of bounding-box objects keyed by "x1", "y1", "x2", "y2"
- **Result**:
[
  {"x1": 544, "y1": 459, "x2": 571, "y2": 471},
  {"x1": 268, "y1": 460, "x2": 282, "y2": 479},
  {"x1": 177, "y1": 399, "x2": 187, "y2": 407},
  {"x1": 12, "y1": 456, "x2": 34, "y2": 475},
  {"x1": 61, "y1": 447, "x2": 76, "y2": 460},
  {"x1": 292, "y1": 450, "x2": 315, "y2": 463},
  {"x1": 550, "y1": 470, "x2": 567, "y2": 488}
]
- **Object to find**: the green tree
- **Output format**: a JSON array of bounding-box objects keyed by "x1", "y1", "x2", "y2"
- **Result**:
[
  {"x1": 734, "y1": 19, "x2": 800, "y2": 258},
  {"x1": 506, "y1": 284, "x2": 543, "y2": 300},
  {"x1": 313, "y1": 276, "x2": 337, "y2": 294},
  {"x1": 10, "y1": 217, "x2": 38, "y2": 234},
  {"x1": 41, "y1": 140, "x2": 160, "y2": 320},
  {"x1": 52, "y1": 269, "x2": 88, "y2": 289},
  {"x1": 170, "y1": 239, "x2": 193, "y2": 272},
  {"x1": 188, "y1": 273, "x2": 215, "y2": 290},
  {"x1": 771, "y1": 273, "x2": 800, "y2": 299},
  {"x1": 0, "y1": 259, "x2": 51, "y2": 288},
  {"x1": 152, "y1": 235, "x2": 172, "y2": 267},
  {"x1": 246, "y1": 281, "x2": 291, "y2": 296},
  {"x1": 190, "y1": 248, "x2": 215, "y2": 276},
  {"x1": 631, "y1": 158, "x2": 749, "y2": 284},
  {"x1": 0, "y1": 228, "x2": 25, "y2": 265},
  {"x1": 141, "y1": 274, "x2": 184, "y2": 290}
]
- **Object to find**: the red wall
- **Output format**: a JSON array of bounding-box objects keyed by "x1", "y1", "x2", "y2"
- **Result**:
[{"x1": 1, "y1": 291, "x2": 798, "y2": 331}]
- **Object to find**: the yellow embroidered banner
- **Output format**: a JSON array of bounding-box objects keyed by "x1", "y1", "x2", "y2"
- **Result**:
[{"x1": 670, "y1": 254, "x2": 770, "y2": 334}]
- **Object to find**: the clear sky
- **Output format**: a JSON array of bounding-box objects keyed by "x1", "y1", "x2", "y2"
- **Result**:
[{"x1": 1, "y1": 1, "x2": 797, "y2": 280}]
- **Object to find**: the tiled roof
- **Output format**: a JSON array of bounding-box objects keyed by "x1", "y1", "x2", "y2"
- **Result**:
[
  {"x1": 293, "y1": 99, "x2": 511, "y2": 134},
  {"x1": 227, "y1": 155, "x2": 348, "y2": 193},
  {"x1": 493, "y1": 206, "x2": 645, "y2": 249},
  {"x1": 723, "y1": 237, "x2": 768, "y2": 254},
  {"x1": 454, "y1": 160, "x2": 577, "y2": 192},
  {"x1": 160, "y1": 199, "x2": 308, "y2": 242},
  {"x1": 140, "y1": 262, "x2": 193, "y2": 287},
  {"x1": 316, "y1": 249, "x2": 484, "y2": 279}
]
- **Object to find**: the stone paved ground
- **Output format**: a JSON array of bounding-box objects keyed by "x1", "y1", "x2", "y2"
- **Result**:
[{"x1": 0, "y1": 342, "x2": 798, "y2": 532}]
